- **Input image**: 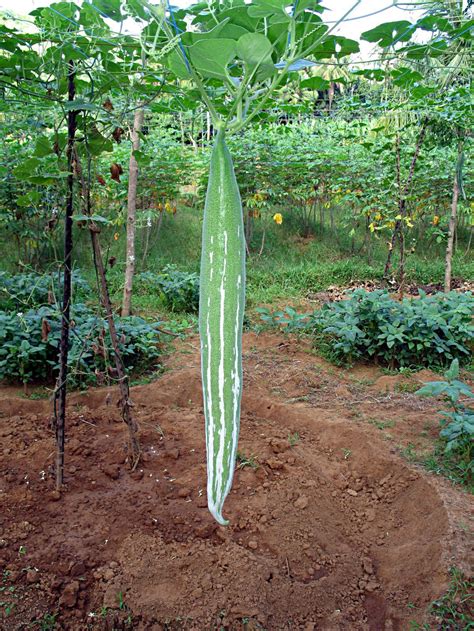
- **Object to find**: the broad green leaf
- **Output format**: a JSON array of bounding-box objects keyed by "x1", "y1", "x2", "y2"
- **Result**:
[
  {"x1": 182, "y1": 19, "x2": 231, "y2": 45},
  {"x1": 73, "y1": 214, "x2": 110, "y2": 223},
  {"x1": 63, "y1": 100, "x2": 102, "y2": 112},
  {"x1": 314, "y1": 35, "x2": 359, "y2": 59},
  {"x1": 217, "y1": 23, "x2": 249, "y2": 40},
  {"x1": 294, "y1": 0, "x2": 324, "y2": 15},
  {"x1": 411, "y1": 85, "x2": 436, "y2": 99},
  {"x1": 300, "y1": 76, "x2": 330, "y2": 90},
  {"x1": 87, "y1": 128, "x2": 113, "y2": 156},
  {"x1": 295, "y1": 14, "x2": 327, "y2": 54},
  {"x1": 133, "y1": 150, "x2": 151, "y2": 167},
  {"x1": 124, "y1": 0, "x2": 149, "y2": 20},
  {"x1": 92, "y1": 0, "x2": 123, "y2": 22},
  {"x1": 402, "y1": 41, "x2": 448, "y2": 59},
  {"x1": 247, "y1": 0, "x2": 287, "y2": 19},
  {"x1": 352, "y1": 68, "x2": 385, "y2": 81},
  {"x1": 391, "y1": 67, "x2": 423, "y2": 87},
  {"x1": 188, "y1": 38, "x2": 236, "y2": 80},
  {"x1": 218, "y1": 6, "x2": 259, "y2": 32},
  {"x1": 17, "y1": 191, "x2": 41, "y2": 207},
  {"x1": 29, "y1": 175, "x2": 62, "y2": 184},
  {"x1": 13, "y1": 158, "x2": 41, "y2": 179},
  {"x1": 236, "y1": 32, "x2": 274, "y2": 79},
  {"x1": 361, "y1": 21, "x2": 415, "y2": 47},
  {"x1": 34, "y1": 136, "x2": 53, "y2": 158},
  {"x1": 416, "y1": 15, "x2": 451, "y2": 33}
]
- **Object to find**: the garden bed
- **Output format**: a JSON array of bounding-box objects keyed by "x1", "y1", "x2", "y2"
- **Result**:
[{"x1": 0, "y1": 334, "x2": 471, "y2": 630}]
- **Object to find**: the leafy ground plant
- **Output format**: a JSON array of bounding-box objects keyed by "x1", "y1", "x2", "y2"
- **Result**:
[
  {"x1": 0, "y1": 270, "x2": 89, "y2": 311},
  {"x1": 259, "y1": 290, "x2": 473, "y2": 370},
  {"x1": 311, "y1": 290, "x2": 473, "y2": 369},
  {"x1": 136, "y1": 266, "x2": 199, "y2": 313},
  {"x1": 0, "y1": 304, "x2": 163, "y2": 388},
  {"x1": 416, "y1": 359, "x2": 473, "y2": 485}
]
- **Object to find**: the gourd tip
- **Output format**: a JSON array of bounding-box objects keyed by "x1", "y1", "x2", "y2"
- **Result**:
[{"x1": 209, "y1": 503, "x2": 229, "y2": 526}]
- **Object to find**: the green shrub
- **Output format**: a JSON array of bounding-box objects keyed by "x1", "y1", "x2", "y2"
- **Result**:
[
  {"x1": 417, "y1": 360, "x2": 474, "y2": 484},
  {"x1": 258, "y1": 290, "x2": 473, "y2": 369},
  {"x1": 310, "y1": 290, "x2": 473, "y2": 369},
  {"x1": 0, "y1": 303, "x2": 162, "y2": 387},
  {"x1": 0, "y1": 270, "x2": 90, "y2": 311},
  {"x1": 136, "y1": 265, "x2": 199, "y2": 313}
]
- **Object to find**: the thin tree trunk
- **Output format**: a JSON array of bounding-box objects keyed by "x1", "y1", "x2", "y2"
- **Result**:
[
  {"x1": 445, "y1": 142, "x2": 463, "y2": 293},
  {"x1": 75, "y1": 150, "x2": 141, "y2": 466},
  {"x1": 122, "y1": 107, "x2": 144, "y2": 317},
  {"x1": 91, "y1": 231, "x2": 140, "y2": 465},
  {"x1": 384, "y1": 120, "x2": 428, "y2": 279},
  {"x1": 54, "y1": 61, "x2": 77, "y2": 491}
]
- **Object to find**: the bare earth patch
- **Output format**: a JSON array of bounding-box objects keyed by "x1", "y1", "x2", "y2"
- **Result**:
[{"x1": 0, "y1": 333, "x2": 472, "y2": 630}]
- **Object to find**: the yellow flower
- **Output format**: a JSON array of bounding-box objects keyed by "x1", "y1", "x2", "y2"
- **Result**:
[
  {"x1": 273, "y1": 213, "x2": 283, "y2": 225},
  {"x1": 432, "y1": 215, "x2": 440, "y2": 226},
  {"x1": 113, "y1": 232, "x2": 119, "y2": 241},
  {"x1": 375, "y1": 212, "x2": 382, "y2": 221},
  {"x1": 164, "y1": 201, "x2": 173, "y2": 213}
]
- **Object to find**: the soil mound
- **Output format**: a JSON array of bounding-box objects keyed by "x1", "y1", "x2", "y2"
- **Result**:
[{"x1": 0, "y1": 334, "x2": 471, "y2": 630}]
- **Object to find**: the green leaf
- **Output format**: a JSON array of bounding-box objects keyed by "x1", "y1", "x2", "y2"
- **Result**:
[
  {"x1": 87, "y1": 128, "x2": 113, "y2": 156},
  {"x1": 73, "y1": 214, "x2": 110, "y2": 224},
  {"x1": 217, "y1": 6, "x2": 259, "y2": 32},
  {"x1": 29, "y1": 175, "x2": 62, "y2": 184},
  {"x1": 13, "y1": 158, "x2": 41, "y2": 179},
  {"x1": 182, "y1": 19, "x2": 231, "y2": 45},
  {"x1": 416, "y1": 15, "x2": 451, "y2": 33},
  {"x1": 34, "y1": 136, "x2": 53, "y2": 158},
  {"x1": 391, "y1": 67, "x2": 423, "y2": 87},
  {"x1": 402, "y1": 41, "x2": 448, "y2": 59},
  {"x1": 300, "y1": 76, "x2": 330, "y2": 91},
  {"x1": 124, "y1": 0, "x2": 149, "y2": 20},
  {"x1": 188, "y1": 38, "x2": 236, "y2": 80},
  {"x1": 133, "y1": 150, "x2": 151, "y2": 167},
  {"x1": 411, "y1": 85, "x2": 436, "y2": 99},
  {"x1": 215, "y1": 23, "x2": 249, "y2": 41},
  {"x1": 445, "y1": 359, "x2": 459, "y2": 381},
  {"x1": 237, "y1": 32, "x2": 274, "y2": 79},
  {"x1": 352, "y1": 68, "x2": 386, "y2": 81},
  {"x1": 361, "y1": 21, "x2": 415, "y2": 47},
  {"x1": 63, "y1": 100, "x2": 102, "y2": 112},
  {"x1": 165, "y1": 49, "x2": 191, "y2": 80},
  {"x1": 247, "y1": 0, "x2": 287, "y2": 19},
  {"x1": 17, "y1": 191, "x2": 41, "y2": 207},
  {"x1": 93, "y1": 0, "x2": 123, "y2": 22}
]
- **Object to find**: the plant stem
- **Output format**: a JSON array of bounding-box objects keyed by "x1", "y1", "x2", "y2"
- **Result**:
[{"x1": 54, "y1": 60, "x2": 77, "y2": 491}]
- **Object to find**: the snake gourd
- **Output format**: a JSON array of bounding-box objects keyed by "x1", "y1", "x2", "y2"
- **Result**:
[{"x1": 199, "y1": 129, "x2": 246, "y2": 525}]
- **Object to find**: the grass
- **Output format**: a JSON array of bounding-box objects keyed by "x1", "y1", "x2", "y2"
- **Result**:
[
  {"x1": 368, "y1": 418, "x2": 396, "y2": 430},
  {"x1": 399, "y1": 441, "x2": 473, "y2": 493},
  {"x1": 236, "y1": 451, "x2": 259, "y2": 470},
  {"x1": 67, "y1": 205, "x2": 473, "y2": 321},
  {"x1": 423, "y1": 446, "x2": 474, "y2": 493},
  {"x1": 288, "y1": 432, "x2": 300, "y2": 447},
  {"x1": 409, "y1": 566, "x2": 473, "y2": 630}
]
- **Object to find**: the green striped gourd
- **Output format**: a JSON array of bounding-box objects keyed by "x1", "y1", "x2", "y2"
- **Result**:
[{"x1": 199, "y1": 129, "x2": 246, "y2": 525}]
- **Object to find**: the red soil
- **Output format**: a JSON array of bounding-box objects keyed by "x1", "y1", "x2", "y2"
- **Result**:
[{"x1": 0, "y1": 333, "x2": 472, "y2": 630}]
